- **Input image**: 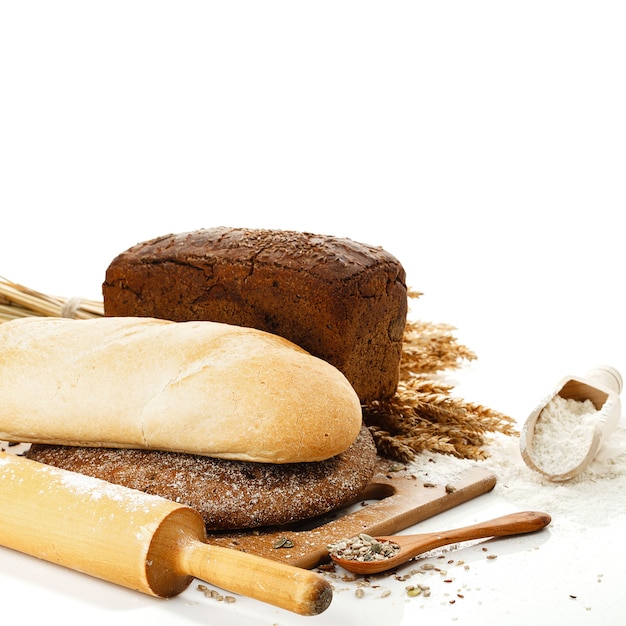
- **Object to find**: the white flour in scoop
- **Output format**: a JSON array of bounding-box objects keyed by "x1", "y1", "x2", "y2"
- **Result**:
[{"x1": 527, "y1": 395, "x2": 598, "y2": 476}]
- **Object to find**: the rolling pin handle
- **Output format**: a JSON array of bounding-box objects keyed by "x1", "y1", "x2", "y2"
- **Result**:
[{"x1": 177, "y1": 541, "x2": 333, "y2": 616}]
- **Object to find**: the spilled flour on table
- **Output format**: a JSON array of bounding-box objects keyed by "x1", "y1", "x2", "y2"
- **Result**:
[{"x1": 408, "y1": 418, "x2": 626, "y2": 529}]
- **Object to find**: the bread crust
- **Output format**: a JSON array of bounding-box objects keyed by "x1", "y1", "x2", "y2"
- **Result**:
[
  {"x1": 0, "y1": 316, "x2": 362, "y2": 463},
  {"x1": 25, "y1": 426, "x2": 378, "y2": 530},
  {"x1": 103, "y1": 227, "x2": 408, "y2": 402}
]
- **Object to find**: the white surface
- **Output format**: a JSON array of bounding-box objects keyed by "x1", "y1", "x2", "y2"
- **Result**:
[{"x1": 1, "y1": 2, "x2": 625, "y2": 625}]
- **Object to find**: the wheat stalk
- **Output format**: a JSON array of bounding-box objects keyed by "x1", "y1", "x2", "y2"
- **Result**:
[
  {"x1": 0, "y1": 277, "x2": 104, "y2": 321},
  {"x1": 363, "y1": 292, "x2": 517, "y2": 462}
]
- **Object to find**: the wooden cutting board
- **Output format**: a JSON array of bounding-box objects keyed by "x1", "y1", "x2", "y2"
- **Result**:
[{"x1": 204, "y1": 462, "x2": 496, "y2": 569}]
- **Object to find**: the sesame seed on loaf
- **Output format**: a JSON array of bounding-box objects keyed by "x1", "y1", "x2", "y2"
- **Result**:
[{"x1": 102, "y1": 227, "x2": 408, "y2": 402}]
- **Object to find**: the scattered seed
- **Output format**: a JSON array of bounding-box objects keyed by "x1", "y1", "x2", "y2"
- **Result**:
[
  {"x1": 355, "y1": 588, "x2": 365, "y2": 598},
  {"x1": 197, "y1": 584, "x2": 235, "y2": 603},
  {"x1": 273, "y1": 536, "x2": 294, "y2": 549}
]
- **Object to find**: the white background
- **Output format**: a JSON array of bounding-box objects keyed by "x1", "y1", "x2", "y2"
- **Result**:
[{"x1": 1, "y1": 2, "x2": 625, "y2": 625}]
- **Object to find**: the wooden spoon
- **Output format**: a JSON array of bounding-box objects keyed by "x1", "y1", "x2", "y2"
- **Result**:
[{"x1": 329, "y1": 510, "x2": 551, "y2": 575}]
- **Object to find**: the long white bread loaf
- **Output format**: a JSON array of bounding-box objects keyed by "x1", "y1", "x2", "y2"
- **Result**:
[{"x1": 0, "y1": 316, "x2": 363, "y2": 463}]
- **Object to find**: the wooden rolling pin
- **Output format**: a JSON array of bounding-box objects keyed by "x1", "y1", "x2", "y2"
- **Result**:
[{"x1": 0, "y1": 452, "x2": 332, "y2": 616}]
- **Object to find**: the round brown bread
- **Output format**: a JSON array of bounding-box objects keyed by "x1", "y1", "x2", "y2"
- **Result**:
[{"x1": 25, "y1": 426, "x2": 378, "y2": 530}]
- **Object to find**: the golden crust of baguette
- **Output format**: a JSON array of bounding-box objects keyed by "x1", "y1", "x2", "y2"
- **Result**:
[{"x1": 0, "y1": 316, "x2": 362, "y2": 463}]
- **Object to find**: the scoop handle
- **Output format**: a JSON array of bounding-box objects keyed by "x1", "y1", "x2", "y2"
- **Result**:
[
  {"x1": 399, "y1": 510, "x2": 552, "y2": 557},
  {"x1": 586, "y1": 366, "x2": 623, "y2": 394},
  {"x1": 177, "y1": 540, "x2": 333, "y2": 616}
]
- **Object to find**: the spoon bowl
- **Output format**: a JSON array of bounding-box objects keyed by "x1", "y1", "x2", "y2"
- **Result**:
[{"x1": 328, "y1": 510, "x2": 551, "y2": 575}]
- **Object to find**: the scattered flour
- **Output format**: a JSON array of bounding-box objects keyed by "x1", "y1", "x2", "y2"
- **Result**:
[
  {"x1": 58, "y1": 465, "x2": 164, "y2": 512},
  {"x1": 407, "y1": 417, "x2": 626, "y2": 529},
  {"x1": 0, "y1": 451, "x2": 163, "y2": 514}
]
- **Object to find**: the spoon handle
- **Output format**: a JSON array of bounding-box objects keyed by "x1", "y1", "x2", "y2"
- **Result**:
[{"x1": 398, "y1": 510, "x2": 551, "y2": 557}]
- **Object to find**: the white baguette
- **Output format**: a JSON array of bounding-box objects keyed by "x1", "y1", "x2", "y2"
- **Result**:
[{"x1": 0, "y1": 316, "x2": 363, "y2": 463}]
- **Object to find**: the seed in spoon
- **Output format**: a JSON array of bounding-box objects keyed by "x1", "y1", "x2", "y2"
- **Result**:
[{"x1": 328, "y1": 533, "x2": 401, "y2": 563}]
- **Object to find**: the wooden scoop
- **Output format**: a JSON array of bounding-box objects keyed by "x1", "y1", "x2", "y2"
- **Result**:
[
  {"x1": 521, "y1": 366, "x2": 623, "y2": 481},
  {"x1": 329, "y1": 510, "x2": 551, "y2": 574},
  {"x1": 0, "y1": 452, "x2": 331, "y2": 616}
]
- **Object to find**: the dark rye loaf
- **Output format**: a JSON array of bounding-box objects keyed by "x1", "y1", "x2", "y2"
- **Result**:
[
  {"x1": 102, "y1": 227, "x2": 407, "y2": 402},
  {"x1": 26, "y1": 426, "x2": 378, "y2": 531}
]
